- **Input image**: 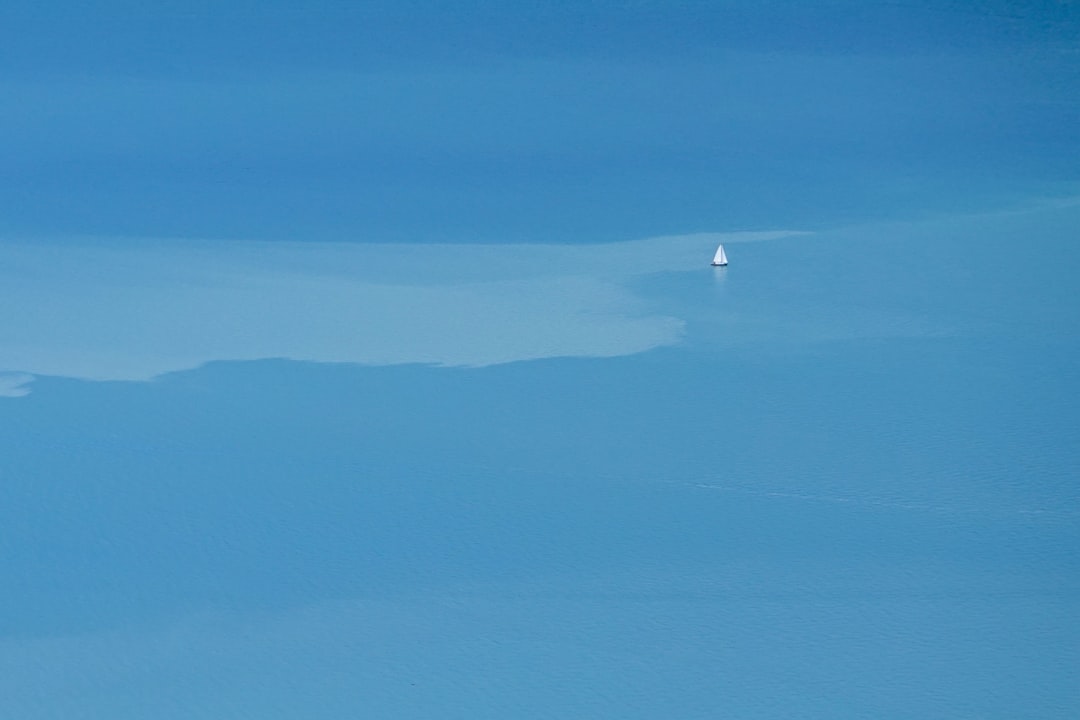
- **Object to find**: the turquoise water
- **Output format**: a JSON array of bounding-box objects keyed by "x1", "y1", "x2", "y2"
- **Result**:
[
  {"x1": 3, "y1": 205, "x2": 1077, "y2": 718},
  {"x1": 2, "y1": 3, "x2": 1079, "y2": 717}
]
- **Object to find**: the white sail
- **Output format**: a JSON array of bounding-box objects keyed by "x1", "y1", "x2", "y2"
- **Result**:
[{"x1": 711, "y1": 244, "x2": 728, "y2": 266}]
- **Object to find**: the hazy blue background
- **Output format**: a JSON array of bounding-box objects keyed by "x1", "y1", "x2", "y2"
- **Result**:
[
  {"x1": 2, "y1": 2, "x2": 1079, "y2": 718},
  {"x1": 3, "y1": 0, "x2": 1078, "y2": 242}
]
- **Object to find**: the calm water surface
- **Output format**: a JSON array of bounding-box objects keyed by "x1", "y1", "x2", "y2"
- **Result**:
[{"x1": 1, "y1": 3, "x2": 1079, "y2": 718}]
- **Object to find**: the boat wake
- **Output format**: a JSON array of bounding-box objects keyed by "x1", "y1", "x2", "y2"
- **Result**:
[{"x1": 688, "y1": 482, "x2": 1079, "y2": 522}]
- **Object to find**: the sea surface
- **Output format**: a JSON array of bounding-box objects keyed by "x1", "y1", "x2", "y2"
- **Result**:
[{"x1": 2, "y1": 3, "x2": 1078, "y2": 718}]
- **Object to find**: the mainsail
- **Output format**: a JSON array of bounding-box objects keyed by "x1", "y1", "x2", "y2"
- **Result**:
[{"x1": 711, "y1": 244, "x2": 728, "y2": 266}]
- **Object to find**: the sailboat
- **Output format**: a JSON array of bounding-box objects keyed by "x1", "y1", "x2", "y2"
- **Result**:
[{"x1": 711, "y1": 244, "x2": 728, "y2": 267}]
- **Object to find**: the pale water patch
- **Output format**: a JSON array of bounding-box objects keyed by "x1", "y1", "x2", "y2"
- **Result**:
[
  {"x1": 0, "y1": 373, "x2": 34, "y2": 397},
  {"x1": 0, "y1": 231, "x2": 801, "y2": 390}
]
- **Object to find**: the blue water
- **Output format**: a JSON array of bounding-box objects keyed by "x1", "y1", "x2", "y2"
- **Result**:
[{"x1": 2, "y1": 3, "x2": 1079, "y2": 718}]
